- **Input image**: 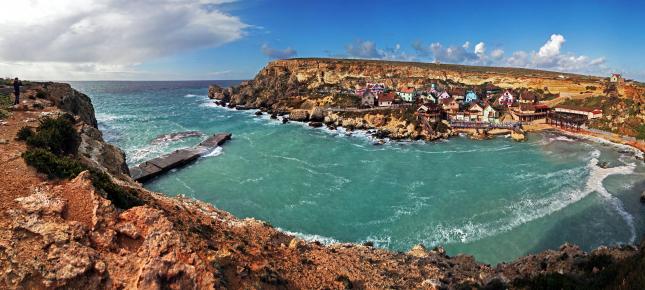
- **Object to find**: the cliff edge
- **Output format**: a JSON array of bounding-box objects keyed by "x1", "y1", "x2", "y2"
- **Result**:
[{"x1": 1, "y1": 81, "x2": 644, "y2": 289}]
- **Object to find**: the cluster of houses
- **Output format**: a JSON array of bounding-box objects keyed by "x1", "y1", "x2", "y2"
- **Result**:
[{"x1": 354, "y1": 82, "x2": 603, "y2": 127}]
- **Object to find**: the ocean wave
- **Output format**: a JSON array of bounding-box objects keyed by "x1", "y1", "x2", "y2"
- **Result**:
[
  {"x1": 96, "y1": 112, "x2": 136, "y2": 123},
  {"x1": 151, "y1": 131, "x2": 204, "y2": 144},
  {"x1": 239, "y1": 176, "x2": 264, "y2": 184},
  {"x1": 183, "y1": 94, "x2": 206, "y2": 98},
  {"x1": 202, "y1": 146, "x2": 223, "y2": 157},
  {"x1": 418, "y1": 156, "x2": 637, "y2": 246},
  {"x1": 414, "y1": 145, "x2": 513, "y2": 155},
  {"x1": 277, "y1": 228, "x2": 340, "y2": 245}
]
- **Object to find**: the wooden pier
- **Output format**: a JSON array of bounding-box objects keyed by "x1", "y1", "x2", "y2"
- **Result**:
[{"x1": 130, "y1": 132, "x2": 232, "y2": 182}]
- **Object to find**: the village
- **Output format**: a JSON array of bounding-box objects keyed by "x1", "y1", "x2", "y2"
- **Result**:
[{"x1": 348, "y1": 74, "x2": 617, "y2": 135}]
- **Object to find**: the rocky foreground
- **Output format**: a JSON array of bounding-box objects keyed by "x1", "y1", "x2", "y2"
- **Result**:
[{"x1": 1, "y1": 82, "x2": 644, "y2": 289}]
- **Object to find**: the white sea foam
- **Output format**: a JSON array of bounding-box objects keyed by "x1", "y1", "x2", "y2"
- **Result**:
[
  {"x1": 202, "y1": 146, "x2": 223, "y2": 157},
  {"x1": 240, "y1": 176, "x2": 264, "y2": 184},
  {"x1": 183, "y1": 94, "x2": 205, "y2": 98},
  {"x1": 419, "y1": 154, "x2": 637, "y2": 247},
  {"x1": 174, "y1": 177, "x2": 196, "y2": 195},
  {"x1": 277, "y1": 228, "x2": 340, "y2": 245}
]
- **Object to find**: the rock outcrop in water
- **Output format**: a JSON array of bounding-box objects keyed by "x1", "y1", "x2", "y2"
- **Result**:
[{"x1": 2, "y1": 81, "x2": 645, "y2": 289}]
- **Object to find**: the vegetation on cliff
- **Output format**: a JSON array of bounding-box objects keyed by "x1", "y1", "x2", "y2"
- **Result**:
[
  {"x1": 560, "y1": 95, "x2": 645, "y2": 139},
  {"x1": 18, "y1": 115, "x2": 142, "y2": 209}
]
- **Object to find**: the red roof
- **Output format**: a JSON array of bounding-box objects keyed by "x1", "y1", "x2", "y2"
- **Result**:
[
  {"x1": 399, "y1": 87, "x2": 416, "y2": 93},
  {"x1": 534, "y1": 104, "x2": 550, "y2": 110},
  {"x1": 378, "y1": 92, "x2": 396, "y2": 101}
]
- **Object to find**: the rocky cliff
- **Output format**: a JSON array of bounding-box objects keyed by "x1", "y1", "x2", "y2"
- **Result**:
[
  {"x1": 218, "y1": 58, "x2": 607, "y2": 108},
  {"x1": 1, "y1": 81, "x2": 645, "y2": 289},
  {"x1": 210, "y1": 58, "x2": 638, "y2": 140}
]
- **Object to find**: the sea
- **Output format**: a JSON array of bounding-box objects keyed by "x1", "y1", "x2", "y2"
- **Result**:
[{"x1": 70, "y1": 81, "x2": 645, "y2": 264}]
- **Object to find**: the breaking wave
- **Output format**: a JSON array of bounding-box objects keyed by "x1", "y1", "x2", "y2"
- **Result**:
[
  {"x1": 277, "y1": 228, "x2": 340, "y2": 245},
  {"x1": 420, "y1": 154, "x2": 637, "y2": 246},
  {"x1": 202, "y1": 146, "x2": 223, "y2": 157}
]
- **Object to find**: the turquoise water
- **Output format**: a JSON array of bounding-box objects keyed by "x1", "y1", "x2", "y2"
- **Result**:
[{"x1": 71, "y1": 81, "x2": 645, "y2": 264}]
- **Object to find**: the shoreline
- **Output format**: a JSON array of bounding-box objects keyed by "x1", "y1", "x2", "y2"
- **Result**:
[
  {"x1": 3, "y1": 81, "x2": 644, "y2": 288},
  {"x1": 208, "y1": 99, "x2": 645, "y2": 159}
]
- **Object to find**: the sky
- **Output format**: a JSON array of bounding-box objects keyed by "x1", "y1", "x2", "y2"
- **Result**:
[{"x1": 0, "y1": 0, "x2": 644, "y2": 81}]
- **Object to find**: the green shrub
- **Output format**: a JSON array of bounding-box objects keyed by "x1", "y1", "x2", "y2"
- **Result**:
[
  {"x1": 16, "y1": 127, "x2": 34, "y2": 141},
  {"x1": 89, "y1": 170, "x2": 143, "y2": 209},
  {"x1": 636, "y1": 124, "x2": 645, "y2": 140},
  {"x1": 26, "y1": 116, "x2": 79, "y2": 155},
  {"x1": 35, "y1": 90, "x2": 48, "y2": 99},
  {"x1": 22, "y1": 148, "x2": 85, "y2": 179},
  {"x1": 0, "y1": 94, "x2": 11, "y2": 108}
]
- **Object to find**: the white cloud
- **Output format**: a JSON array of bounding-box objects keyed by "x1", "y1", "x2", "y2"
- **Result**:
[
  {"x1": 412, "y1": 34, "x2": 609, "y2": 76},
  {"x1": 538, "y1": 34, "x2": 565, "y2": 58},
  {"x1": 474, "y1": 42, "x2": 486, "y2": 56},
  {"x1": 261, "y1": 44, "x2": 297, "y2": 59},
  {"x1": 345, "y1": 40, "x2": 414, "y2": 61},
  {"x1": 0, "y1": 0, "x2": 248, "y2": 79},
  {"x1": 490, "y1": 48, "x2": 504, "y2": 60}
]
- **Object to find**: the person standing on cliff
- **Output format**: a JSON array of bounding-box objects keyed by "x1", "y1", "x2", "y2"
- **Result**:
[{"x1": 12, "y1": 77, "x2": 23, "y2": 105}]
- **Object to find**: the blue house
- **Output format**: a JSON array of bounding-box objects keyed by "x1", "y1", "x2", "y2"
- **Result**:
[{"x1": 464, "y1": 91, "x2": 478, "y2": 103}]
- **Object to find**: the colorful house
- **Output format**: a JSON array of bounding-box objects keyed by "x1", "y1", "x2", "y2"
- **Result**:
[
  {"x1": 482, "y1": 105, "x2": 499, "y2": 123},
  {"x1": 498, "y1": 90, "x2": 514, "y2": 106},
  {"x1": 464, "y1": 90, "x2": 478, "y2": 103},
  {"x1": 377, "y1": 92, "x2": 396, "y2": 107},
  {"x1": 397, "y1": 87, "x2": 417, "y2": 102},
  {"x1": 466, "y1": 103, "x2": 484, "y2": 121},
  {"x1": 355, "y1": 83, "x2": 386, "y2": 96},
  {"x1": 436, "y1": 91, "x2": 451, "y2": 100},
  {"x1": 419, "y1": 93, "x2": 436, "y2": 103}
]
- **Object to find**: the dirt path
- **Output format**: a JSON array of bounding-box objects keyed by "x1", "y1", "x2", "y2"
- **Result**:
[{"x1": 0, "y1": 90, "x2": 51, "y2": 212}]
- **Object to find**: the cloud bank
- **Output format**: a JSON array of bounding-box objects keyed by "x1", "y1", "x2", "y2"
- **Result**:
[
  {"x1": 0, "y1": 0, "x2": 248, "y2": 79},
  {"x1": 342, "y1": 34, "x2": 611, "y2": 77}
]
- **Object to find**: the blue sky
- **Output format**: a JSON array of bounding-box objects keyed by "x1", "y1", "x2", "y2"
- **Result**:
[{"x1": 1, "y1": 0, "x2": 644, "y2": 80}]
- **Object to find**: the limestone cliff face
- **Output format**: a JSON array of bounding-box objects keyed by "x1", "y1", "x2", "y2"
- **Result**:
[
  {"x1": 43, "y1": 82, "x2": 98, "y2": 128},
  {"x1": 3, "y1": 81, "x2": 645, "y2": 289},
  {"x1": 227, "y1": 58, "x2": 606, "y2": 109}
]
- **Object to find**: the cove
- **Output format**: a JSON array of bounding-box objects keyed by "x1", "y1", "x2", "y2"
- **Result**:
[{"x1": 71, "y1": 81, "x2": 645, "y2": 264}]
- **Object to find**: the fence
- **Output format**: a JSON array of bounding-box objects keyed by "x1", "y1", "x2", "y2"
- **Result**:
[{"x1": 449, "y1": 121, "x2": 520, "y2": 129}]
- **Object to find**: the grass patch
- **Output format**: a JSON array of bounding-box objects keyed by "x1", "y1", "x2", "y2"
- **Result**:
[{"x1": 0, "y1": 94, "x2": 11, "y2": 119}]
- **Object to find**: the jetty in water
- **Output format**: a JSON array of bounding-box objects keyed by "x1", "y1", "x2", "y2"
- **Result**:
[{"x1": 130, "y1": 132, "x2": 232, "y2": 182}]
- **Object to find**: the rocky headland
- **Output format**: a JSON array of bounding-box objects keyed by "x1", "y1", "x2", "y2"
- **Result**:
[
  {"x1": 208, "y1": 58, "x2": 645, "y2": 146},
  {"x1": 0, "y1": 81, "x2": 644, "y2": 289}
]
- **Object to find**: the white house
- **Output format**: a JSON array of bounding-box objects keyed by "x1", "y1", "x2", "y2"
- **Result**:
[
  {"x1": 397, "y1": 87, "x2": 417, "y2": 102},
  {"x1": 482, "y1": 105, "x2": 499, "y2": 123}
]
